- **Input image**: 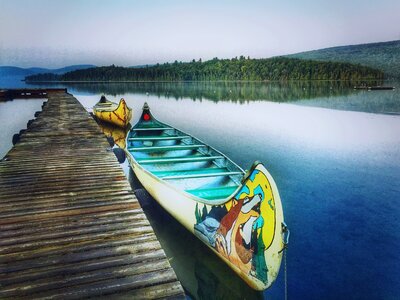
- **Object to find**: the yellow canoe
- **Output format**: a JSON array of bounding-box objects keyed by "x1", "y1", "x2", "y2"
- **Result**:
[{"x1": 93, "y1": 96, "x2": 132, "y2": 128}]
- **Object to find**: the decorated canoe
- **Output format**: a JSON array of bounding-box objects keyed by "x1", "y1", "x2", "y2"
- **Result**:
[
  {"x1": 125, "y1": 103, "x2": 289, "y2": 291},
  {"x1": 93, "y1": 96, "x2": 132, "y2": 128}
]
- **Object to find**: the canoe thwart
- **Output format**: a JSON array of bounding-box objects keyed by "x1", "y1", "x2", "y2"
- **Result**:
[
  {"x1": 185, "y1": 186, "x2": 238, "y2": 200},
  {"x1": 128, "y1": 144, "x2": 206, "y2": 152},
  {"x1": 128, "y1": 135, "x2": 191, "y2": 141},
  {"x1": 136, "y1": 155, "x2": 224, "y2": 164},
  {"x1": 162, "y1": 171, "x2": 243, "y2": 180},
  {"x1": 153, "y1": 167, "x2": 234, "y2": 177},
  {"x1": 133, "y1": 127, "x2": 173, "y2": 131}
]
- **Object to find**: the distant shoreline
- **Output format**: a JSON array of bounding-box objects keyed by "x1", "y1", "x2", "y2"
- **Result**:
[{"x1": 25, "y1": 79, "x2": 385, "y2": 84}]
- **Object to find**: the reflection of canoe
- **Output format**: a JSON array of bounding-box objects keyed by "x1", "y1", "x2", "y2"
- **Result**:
[
  {"x1": 368, "y1": 86, "x2": 395, "y2": 90},
  {"x1": 93, "y1": 96, "x2": 132, "y2": 128},
  {"x1": 354, "y1": 86, "x2": 395, "y2": 90},
  {"x1": 97, "y1": 120, "x2": 129, "y2": 149},
  {"x1": 126, "y1": 103, "x2": 288, "y2": 291}
]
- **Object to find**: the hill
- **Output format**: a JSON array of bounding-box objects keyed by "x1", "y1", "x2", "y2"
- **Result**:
[
  {"x1": 0, "y1": 65, "x2": 96, "y2": 77},
  {"x1": 287, "y1": 40, "x2": 400, "y2": 78},
  {"x1": 25, "y1": 57, "x2": 383, "y2": 82}
]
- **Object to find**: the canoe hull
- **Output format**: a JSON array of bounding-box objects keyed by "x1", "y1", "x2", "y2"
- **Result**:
[
  {"x1": 94, "y1": 99, "x2": 132, "y2": 128},
  {"x1": 127, "y1": 154, "x2": 284, "y2": 291}
]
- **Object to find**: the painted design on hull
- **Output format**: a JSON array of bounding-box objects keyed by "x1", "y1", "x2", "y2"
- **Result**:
[{"x1": 194, "y1": 168, "x2": 276, "y2": 285}]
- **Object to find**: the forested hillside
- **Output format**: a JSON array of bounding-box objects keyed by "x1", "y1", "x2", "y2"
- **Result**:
[
  {"x1": 25, "y1": 57, "x2": 383, "y2": 82},
  {"x1": 288, "y1": 40, "x2": 400, "y2": 78},
  {"x1": 0, "y1": 65, "x2": 95, "y2": 76}
]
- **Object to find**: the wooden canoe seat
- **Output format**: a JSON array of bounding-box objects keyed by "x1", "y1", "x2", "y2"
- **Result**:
[
  {"x1": 129, "y1": 135, "x2": 191, "y2": 141},
  {"x1": 128, "y1": 144, "x2": 206, "y2": 152},
  {"x1": 133, "y1": 127, "x2": 173, "y2": 131},
  {"x1": 136, "y1": 155, "x2": 224, "y2": 164},
  {"x1": 153, "y1": 167, "x2": 243, "y2": 180},
  {"x1": 185, "y1": 186, "x2": 238, "y2": 200}
]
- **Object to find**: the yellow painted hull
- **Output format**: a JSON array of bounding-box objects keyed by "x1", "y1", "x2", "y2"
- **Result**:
[
  {"x1": 93, "y1": 98, "x2": 132, "y2": 128},
  {"x1": 97, "y1": 121, "x2": 129, "y2": 149},
  {"x1": 127, "y1": 154, "x2": 285, "y2": 291}
]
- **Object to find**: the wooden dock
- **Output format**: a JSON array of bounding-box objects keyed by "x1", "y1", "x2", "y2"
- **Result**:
[
  {"x1": 0, "y1": 88, "x2": 67, "y2": 101},
  {"x1": 0, "y1": 90, "x2": 185, "y2": 299}
]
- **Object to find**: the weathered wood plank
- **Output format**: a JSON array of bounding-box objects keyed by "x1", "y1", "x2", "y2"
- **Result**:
[
  {"x1": 1, "y1": 259, "x2": 172, "y2": 298},
  {"x1": 0, "y1": 233, "x2": 156, "y2": 263},
  {"x1": 0, "y1": 202, "x2": 140, "y2": 226},
  {"x1": 1, "y1": 193, "x2": 136, "y2": 211},
  {"x1": 30, "y1": 268, "x2": 179, "y2": 300},
  {"x1": 0, "y1": 225, "x2": 155, "y2": 255},
  {"x1": 0, "y1": 187, "x2": 134, "y2": 203},
  {"x1": 1, "y1": 241, "x2": 165, "y2": 275},
  {"x1": 0, "y1": 208, "x2": 142, "y2": 231},
  {"x1": 100, "y1": 281, "x2": 187, "y2": 300}
]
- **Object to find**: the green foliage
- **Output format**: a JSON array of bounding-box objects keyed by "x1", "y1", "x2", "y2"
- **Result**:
[
  {"x1": 288, "y1": 40, "x2": 400, "y2": 78},
  {"x1": 25, "y1": 56, "x2": 383, "y2": 82}
]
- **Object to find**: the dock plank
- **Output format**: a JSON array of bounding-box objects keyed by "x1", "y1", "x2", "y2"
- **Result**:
[{"x1": 0, "y1": 89, "x2": 184, "y2": 299}]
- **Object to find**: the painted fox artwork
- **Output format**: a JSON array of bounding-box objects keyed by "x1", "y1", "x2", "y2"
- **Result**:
[{"x1": 194, "y1": 167, "x2": 279, "y2": 287}]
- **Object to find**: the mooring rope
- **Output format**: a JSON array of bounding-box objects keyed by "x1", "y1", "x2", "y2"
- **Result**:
[
  {"x1": 284, "y1": 247, "x2": 288, "y2": 300},
  {"x1": 279, "y1": 221, "x2": 290, "y2": 300}
]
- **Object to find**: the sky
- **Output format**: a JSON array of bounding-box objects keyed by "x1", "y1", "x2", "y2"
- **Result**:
[{"x1": 1, "y1": 0, "x2": 399, "y2": 68}]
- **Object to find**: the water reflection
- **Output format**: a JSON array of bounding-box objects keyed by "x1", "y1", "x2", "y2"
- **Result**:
[
  {"x1": 103, "y1": 94, "x2": 400, "y2": 299},
  {"x1": 0, "y1": 99, "x2": 45, "y2": 158},
  {"x1": 28, "y1": 80, "x2": 400, "y2": 114},
  {"x1": 96, "y1": 120, "x2": 130, "y2": 149},
  {"x1": 29, "y1": 80, "x2": 375, "y2": 102}
]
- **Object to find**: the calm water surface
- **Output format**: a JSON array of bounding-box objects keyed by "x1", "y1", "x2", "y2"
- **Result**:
[
  {"x1": 0, "y1": 99, "x2": 45, "y2": 158},
  {"x1": 1, "y1": 81, "x2": 399, "y2": 299}
]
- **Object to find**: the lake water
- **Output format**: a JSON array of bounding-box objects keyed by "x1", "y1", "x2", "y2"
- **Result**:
[{"x1": 1, "y1": 80, "x2": 399, "y2": 299}]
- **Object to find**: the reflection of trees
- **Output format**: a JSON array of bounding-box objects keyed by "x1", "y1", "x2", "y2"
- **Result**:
[
  {"x1": 28, "y1": 81, "x2": 384, "y2": 103},
  {"x1": 298, "y1": 89, "x2": 400, "y2": 114}
]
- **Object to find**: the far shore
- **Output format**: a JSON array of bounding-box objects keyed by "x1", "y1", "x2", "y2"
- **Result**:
[{"x1": 24, "y1": 79, "x2": 387, "y2": 84}]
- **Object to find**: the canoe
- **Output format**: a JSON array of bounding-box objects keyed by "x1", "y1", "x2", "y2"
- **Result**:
[
  {"x1": 125, "y1": 103, "x2": 288, "y2": 291},
  {"x1": 93, "y1": 96, "x2": 132, "y2": 128}
]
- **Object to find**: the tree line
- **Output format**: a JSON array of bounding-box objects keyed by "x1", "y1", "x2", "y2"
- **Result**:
[
  {"x1": 25, "y1": 56, "x2": 384, "y2": 82},
  {"x1": 31, "y1": 80, "x2": 367, "y2": 102}
]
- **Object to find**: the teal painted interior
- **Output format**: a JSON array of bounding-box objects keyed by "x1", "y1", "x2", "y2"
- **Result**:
[{"x1": 128, "y1": 108, "x2": 244, "y2": 200}]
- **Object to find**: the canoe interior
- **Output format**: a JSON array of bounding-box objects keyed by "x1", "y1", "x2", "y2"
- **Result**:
[
  {"x1": 127, "y1": 107, "x2": 245, "y2": 201},
  {"x1": 93, "y1": 99, "x2": 118, "y2": 112}
]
